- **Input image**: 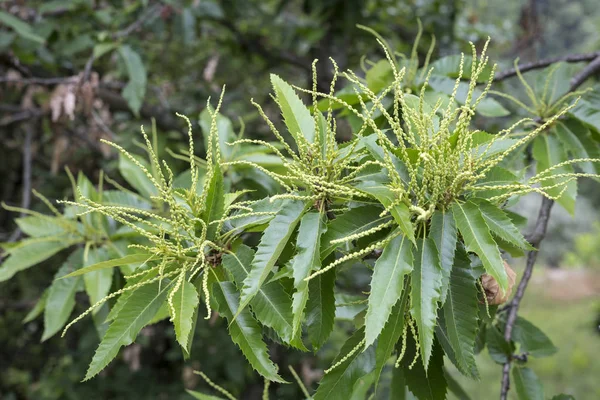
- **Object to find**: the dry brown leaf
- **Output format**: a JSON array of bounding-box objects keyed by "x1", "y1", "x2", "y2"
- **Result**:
[{"x1": 481, "y1": 261, "x2": 517, "y2": 305}]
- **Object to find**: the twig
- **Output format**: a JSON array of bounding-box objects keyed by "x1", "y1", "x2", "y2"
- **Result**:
[
  {"x1": 494, "y1": 51, "x2": 600, "y2": 81},
  {"x1": 8, "y1": 123, "x2": 34, "y2": 242},
  {"x1": 112, "y1": 3, "x2": 162, "y2": 40},
  {"x1": 499, "y1": 53, "x2": 600, "y2": 400}
]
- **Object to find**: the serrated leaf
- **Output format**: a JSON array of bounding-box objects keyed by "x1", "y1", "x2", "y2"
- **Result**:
[
  {"x1": 532, "y1": 134, "x2": 577, "y2": 214},
  {"x1": 511, "y1": 317, "x2": 557, "y2": 357},
  {"x1": 15, "y1": 215, "x2": 75, "y2": 237},
  {"x1": 119, "y1": 45, "x2": 147, "y2": 115},
  {"x1": 555, "y1": 119, "x2": 600, "y2": 174},
  {"x1": 444, "y1": 368, "x2": 472, "y2": 400},
  {"x1": 223, "y1": 246, "x2": 297, "y2": 345},
  {"x1": 306, "y1": 267, "x2": 336, "y2": 350},
  {"x1": 202, "y1": 162, "x2": 225, "y2": 241},
  {"x1": 313, "y1": 328, "x2": 376, "y2": 400},
  {"x1": 23, "y1": 290, "x2": 48, "y2": 323},
  {"x1": 452, "y1": 201, "x2": 507, "y2": 292},
  {"x1": 365, "y1": 233, "x2": 413, "y2": 349},
  {"x1": 410, "y1": 237, "x2": 443, "y2": 370},
  {"x1": 199, "y1": 108, "x2": 236, "y2": 161},
  {"x1": 355, "y1": 181, "x2": 415, "y2": 243},
  {"x1": 513, "y1": 367, "x2": 544, "y2": 400},
  {"x1": 83, "y1": 247, "x2": 113, "y2": 311},
  {"x1": 400, "y1": 334, "x2": 447, "y2": 400},
  {"x1": 225, "y1": 197, "x2": 284, "y2": 235},
  {"x1": 118, "y1": 153, "x2": 157, "y2": 198},
  {"x1": 570, "y1": 88, "x2": 600, "y2": 132},
  {"x1": 186, "y1": 389, "x2": 226, "y2": 400},
  {"x1": 472, "y1": 198, "x2": 533, "y2": 251},
  {"x1": 442, "y1": 247, "x2": 480, "y2": 378},
  {"x1": 321, "y1": 205, "x2": 388, "y2": 258},
  {"x1": 430, "y1": 210, "x2": 457, "y2": 305},
  {"x1": 236, "y1": 200, "x2": 306, "y2": 319},
  {"x1": 212, "y1": 280, "x2": 285, "y2": 383},
  {"x1": 428, "y1": 75, "x2": 509, "y2": 117},
  {"x1": 42, "y1": 249, "x2": 83, "y2": 341},
  {"x1": 170, "y1": 280, "x2": 199, "y2": 352},
  {"x1": 291, "y1": 212, "x2": 325, "y2": 344},
  {"x1": 271, "y1": 74, "x2": 315, "y2": 144},
  {"x1": 373, "y1": 284, "x2": 409, "y2": 391},
  {"x1": 60, "y1": 253, "x2": 153, "y2": 279},
  {"x1": 85, "y1": 279, "x2": 173, "y2": 380},
  {"x1": 0, "y1": 237, "x2": 77, "y2": 282}
]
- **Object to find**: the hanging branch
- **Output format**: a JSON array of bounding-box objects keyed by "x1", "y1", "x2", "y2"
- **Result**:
[{"x1": 499, "y1": 54, "x2": 600, "y2": 400}]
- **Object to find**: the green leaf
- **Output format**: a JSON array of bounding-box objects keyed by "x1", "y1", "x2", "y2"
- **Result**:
[
  {"x1": 212, "y1": 280, "x2": 285, "y2": 383},
  {"x1": 225, "y1": 197, "x2": 283, "y2": 235},
  {"x1": 444, "y1": 368, "x2": 472, "y2": 400},
  {"x1": 119, "y1": 45, "x2": 147, "y2": 116},
  {"x1": 550, "y1": 395, "x2": 575, "y2": 400},
  {"x1": 554, "y1": 119, "x2": 600, "y2": 174},
  {"x1": 471, "y1": 199, "x2": 533, "y2": 250},
  {"x1": 223, "y1": 244, "x2": 297, "y2": 346},
  {"x1": 486, "y1": 325, "x2": 512, "y2": 364},
  {"x1": 313, "y1": 329, "x2": 376, "y2": 400},
  {"x1": 83, "y1": 247, "x2": 114, "y2": 310},
  {"x1": 400, "y1": 335, "x2": 447, "y2": 400},
  {"x1": 170, "y1": 280, "x2": 199, "y2": 353},
  {"x1": 93, "y1": 42, "x2": 119, "y2": 59},
  {"x1": 236, "y1": 200, "x2": 306, "y2": 319},
  {"x1": 271, "y1": 74, "x2": 315, "y2": 144},
  {"x1": 43, "y1": 249, "x2": 83, "y2": 341},
  {"x1": 59, "y1": 253, "x2": 153, "y2": 279},
  {"x1": 0, "y1": 237, "x2": 77, "y2": 282},
  {"x1": 365, "y1": 233, "x2": 413, "y2": 349},
  {"x1": 428, "y1": 75, "x2": 509, "y2": 117},
  {"x1": 511, "y1": 317, "x2": 557, "y2": 357},
  {"x1": 355, "y1": 181, "x2": 415, "y2": 243},
  {"x1": 23, "y1": 290, "x2": 48, "y2": 323},
  {"x1": 118, "y1": 153, "x2": 157, "y2": 198},
  {"x1": 452, "y1": 201, "x2": 508, "y2": 292},
  {"x1": 390, "y1": 365, "x2": 408, "y2": 400},
  {"x1": 430, "y1": 210, "x2": 457, "y2": 305},
  {"x1": 85, "y1": 279, "x2": 173, "y2": 380},
  {"x1": 532, "y1": 134, "x2": 577, "y2": 214},
  {"x1": 0, "y1": 11, "x2": 44, "y2": 43},
  {"x1": 306, "y1": 267, "x2": 336, "y2": 350},
  {"x1": 513, "y1": 367, "x2": 544, "y2": 400},
  {"x1": 199, "y1": 108, "x2": 237, "y2": 161},
  {"x1": 202, "y1": 162, "x2": 225, "y2": 241},
  {"x1": 291, "y1": 212, "x2": 325, "y2": 344},
  {"x1": 442, "y1": 247, "x2": 480, "y2": 378},
  {"x1": 321, "y1": 205, "x2": 388, "y2": 258},
  {"x1": 410, "y1": 237, "x2": 443, "y2": 370},
  {"x1": 570, "y1": 89, "x2": 600, "y2": 132},
  {"x1": 186, "y1": 389, "x2": 226, "y2": 400},
  {"x1": 373, "y1": 285, "x2": 409, "y2": 390},
  {"x1": 429, "y1": 54, "x2": 493, "y2": 82},
  {"x1": 15, "y1": 215, "x2": 75, "y2": 237}
]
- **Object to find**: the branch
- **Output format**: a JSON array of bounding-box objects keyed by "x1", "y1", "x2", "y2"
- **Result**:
[
  {"x1": 112, "y1": 3, "x2": 162, "y2": 40},
  {"x1": 499, "y1": 53, "x2": 600, "y2": 400},
  {"x1": 494, "y1": 51, "x2": 600, "y2": 81},
  {"x1": 8, "y1": 122, "x2": 34, "y2": 242}
]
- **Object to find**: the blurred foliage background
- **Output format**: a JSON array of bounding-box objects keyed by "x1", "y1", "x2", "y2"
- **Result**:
[{"x1": 0, "y1": 1, "x2": 599, "y2": 399}]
